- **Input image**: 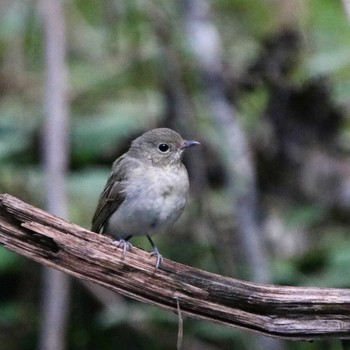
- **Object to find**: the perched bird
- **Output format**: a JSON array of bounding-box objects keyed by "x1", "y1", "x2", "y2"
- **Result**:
[{"x1": 91, "y1": 128, "x2": 199, "y2": 268}]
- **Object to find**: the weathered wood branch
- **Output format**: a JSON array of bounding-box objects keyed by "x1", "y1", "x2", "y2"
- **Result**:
[{"x1": 0, "y1": 193, "x2": 350, "y2": 341}]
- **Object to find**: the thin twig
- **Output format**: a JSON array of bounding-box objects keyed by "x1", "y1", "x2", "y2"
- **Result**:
[{"x1": 176, "y1": 298, "x2": 184, "y2": 350}]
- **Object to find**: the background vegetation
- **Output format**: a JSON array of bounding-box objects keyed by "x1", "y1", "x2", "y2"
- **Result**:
[{"x1": 1, "y1": 0, "x2": 350, "y2": 349}]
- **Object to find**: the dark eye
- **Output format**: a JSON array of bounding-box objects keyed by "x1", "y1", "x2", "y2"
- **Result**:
[{"x1": 158, "y1": 143, "x2": 170, "y2": 152}]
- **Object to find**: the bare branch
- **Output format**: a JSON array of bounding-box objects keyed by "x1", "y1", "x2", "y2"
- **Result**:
[
  {"x1": 343, "y1": 0, "x2": 350, "y2": 22},
  {"x1": 180, "y1": 0, "x2": 271, "y2": 284},
  {"x1": 39, "y1": 1, "x2": 70, "y2": 349},
  {"x1": 1, "y1": 193, "x2": 350, "y2": 341}
]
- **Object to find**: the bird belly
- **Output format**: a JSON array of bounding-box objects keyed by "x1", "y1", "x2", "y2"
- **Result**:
[{"x1": 105, "y1": 167, "x2": 189, "y2": 238}]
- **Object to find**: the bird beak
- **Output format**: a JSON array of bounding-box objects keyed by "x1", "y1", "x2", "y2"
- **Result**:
[{"x1": 180, "y1": 140, "x2": 200, "y2": 149}]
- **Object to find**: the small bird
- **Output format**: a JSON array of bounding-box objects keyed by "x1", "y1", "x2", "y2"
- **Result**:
[{"x1": 91, "y1": 128, "x2": 199, "y2": 268}]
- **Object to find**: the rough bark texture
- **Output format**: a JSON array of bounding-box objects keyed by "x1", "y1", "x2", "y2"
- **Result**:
[{"x1": 1, "y1": 193, "x2": 350, "y2": 341}]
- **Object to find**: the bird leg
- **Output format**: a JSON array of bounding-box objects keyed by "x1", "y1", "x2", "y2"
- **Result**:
[
  {"x1": 147, "y1": 235, "x2": 163, "y2": 268},
  {"x1": 114, "y1": 235, "x2": 133, "y2": 259}
]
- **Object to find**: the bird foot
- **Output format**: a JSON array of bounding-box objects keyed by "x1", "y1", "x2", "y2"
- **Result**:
[
  {"x1": 114, "y1": 239, "x2": 132, "y2": 259},
  {"x1": 150, "y1": 246, "x2": 163, "y2": 269}
]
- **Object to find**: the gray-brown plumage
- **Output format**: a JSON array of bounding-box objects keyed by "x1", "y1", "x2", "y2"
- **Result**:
[{"x1": 91, "y1": 128, "x2": 199, "y2": 267}]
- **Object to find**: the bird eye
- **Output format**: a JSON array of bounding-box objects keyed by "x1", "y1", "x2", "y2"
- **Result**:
[{"x1": 158, "y1": 143, "x2": 170, "y2": 152}]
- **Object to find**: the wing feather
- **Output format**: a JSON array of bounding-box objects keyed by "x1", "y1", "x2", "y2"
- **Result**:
[{"x1": 91, "y1": 154, "x2": 133, "y2": 233}]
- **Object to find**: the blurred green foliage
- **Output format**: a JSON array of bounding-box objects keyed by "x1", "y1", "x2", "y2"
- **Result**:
[{"x1": 1, "y1": 1, "x2": 350, "y2": 349}]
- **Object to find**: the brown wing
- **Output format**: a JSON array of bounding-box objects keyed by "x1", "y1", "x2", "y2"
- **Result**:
[{"x1": 91, "y1": 154, "x2": 132, "y2": 233}]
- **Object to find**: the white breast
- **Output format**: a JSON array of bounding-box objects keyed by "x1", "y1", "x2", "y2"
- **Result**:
[{"x1": 105, "y1": 164, "x2": 189, "y2": 238}]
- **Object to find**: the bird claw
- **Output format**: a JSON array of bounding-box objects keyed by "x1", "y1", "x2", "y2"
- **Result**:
[
  {"x1": 150, "y1": 246, "x2": 163, "y2": 269},
  {"x1": 114, "y1": 239, "x2": 132, "y2": 259}
]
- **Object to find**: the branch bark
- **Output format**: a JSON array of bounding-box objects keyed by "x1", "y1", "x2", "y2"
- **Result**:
[{"x1": 1, "y1": 193, "x2": 350, "y2": 341}]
